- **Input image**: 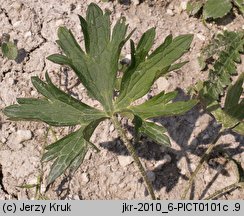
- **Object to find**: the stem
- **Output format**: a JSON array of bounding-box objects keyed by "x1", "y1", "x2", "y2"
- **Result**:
[
  {"x1": 112, "y1": 115, "x2": 156, "y2": 200},
  {"x1": 181, "y1": 131, "x2": 224, "y2": 199},
  {"x1": 204, "y1": 182, "x2": 242, "y2": 200}
]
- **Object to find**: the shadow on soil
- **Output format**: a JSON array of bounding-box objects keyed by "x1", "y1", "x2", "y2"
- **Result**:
[{"x1": 99, "y1": 88, "x2": 244, "y2": 199}]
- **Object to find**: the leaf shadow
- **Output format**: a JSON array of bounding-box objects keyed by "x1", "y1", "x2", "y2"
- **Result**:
[
  {"x1": 211, "y1": 13, "x2": 236, "y2": 26},
  {"x1": 13, "y1": 39, "x2": 27, "y2": 63},
  {"x1": 99, "y1": 88, "x2": 243, "y2": 198}
]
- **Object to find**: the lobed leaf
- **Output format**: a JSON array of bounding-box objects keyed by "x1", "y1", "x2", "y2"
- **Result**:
[
  {"x1": 48, "y1": 3, "x2": 130, "y2": 113},
  {"x1": 128, "y1": 91, "x2": 198, "y2": 119},
  {"x1": 199, "y1": 31, "x2": 244, "y2": 105},
  {"x1": 3, "y1": 73, "x2": 106, "y2": 126},
  {"x1": 116, "y1": 34, "x2": 193, "y2": 109},
  {"x1": 42, "y1": 128, "x2": 88, "y2": 185}
]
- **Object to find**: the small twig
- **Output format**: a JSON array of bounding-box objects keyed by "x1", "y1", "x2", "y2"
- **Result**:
[
  {"x1": 204, "y1": 182, "x2": 243, "y2": 200},
  {"x1": 181, "y1": 130, "x2": 225, "y2": 199},
  {"x1": 112, "y1": 115, "x2": 156, "y2": 200}
]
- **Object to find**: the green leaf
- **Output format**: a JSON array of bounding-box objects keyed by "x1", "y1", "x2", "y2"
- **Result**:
[
  {"x1": 78, "y1": 15, "x2": 90, "y2": 53},
  {"x1": 232, "y1": 122, "x2": 244, "y2": 135},
  {"x1": 4, "y1": 99, "x2": 100, "y2": 126},
  {"x1": 139, "y1": 120, "x2": 170, "y2": 147},
  {"x1": 212, "y1": 107, "x2": 240, "y2": 129},
  {"x1": 1, "y1": 42, "x2": 18, "y2": 60},
  {"x1": 199, "y1": 31, "x2": 244, "y2": 105},
  {"x1": 116, "y1": 34, "x2": 193, "y2": 109},
  {"x1": 47, "y1": 54, "x2": 71, "y2": 65},
  {"x1": 210, "y1": 74, "x2": 244, "y2": 133},
  {"x1": 203, "y1": 0, "x2": 232, "y2": 19},
  {"x1": 48, "y1": 4, "x2": 131, "y2": 112},
  {"x1": 168, "y1": 61, "x2": 188, "y2": 72},
  {"x1": 224, "y1": 73, "x2": 244, "y2": 111},
  {"x1": 131, "y1": 100, "x2": 198, "y2": 119},
  {"x1": 186, "y1": 1, "x2": 204, "y2": 16},
  {"x1": 2, "y1": 3, "x2": 197, "y2": 189},
  {"x1": 69, "y1": 150, "x2": 88, "y2": 173},
  {"x1": 42, "y1": 128, "x2": 88, "y2": 185},
  {"x1": 86, "y1": 3, "x2": 110, "y2": 56},
  {"x1": 149, "y1": 34, "x2": 173, "y2": 58},
  {"x1": 128, "y1": 91, "x2": 198, "y2": 119},
  {"x1": 233, "y1": 0, "x2": 244, "y2": 15},
  {"x1": 135, "y1": 28, "x2": 156, "y2": 62},
  {"x1": 133, "y1": 91, "x2": 178, "y2": 108},
  {"x1": 3, "y1": 73, "x2": 106, "y2": 126}
]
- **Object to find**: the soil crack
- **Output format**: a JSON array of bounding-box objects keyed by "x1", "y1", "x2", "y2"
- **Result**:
[
  {"x1": 0, "y1": 7, "x2": 13, "y2": 26},
  {"x1": 0, "y1": 164, "x2": 9, "y2": 195},
  {"x1": 25, "y1": 21, "x2": 47, "y2": 62}
]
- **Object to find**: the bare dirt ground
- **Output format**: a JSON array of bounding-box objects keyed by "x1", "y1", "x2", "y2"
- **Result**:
[{"x1": 0, "y1": 0, "x2": 243, "y2": 200}]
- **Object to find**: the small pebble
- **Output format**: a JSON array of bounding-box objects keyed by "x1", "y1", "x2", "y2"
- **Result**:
[
  {"x1": 196, "y1": 33, "x2": 206, "y2": 41},
  {"x1": 24, "y1": 31, "x2": 32, "y2": 38},
  {"x1": 154, "y1": 154, "x2": 171, "y2": 169},
  {"x1": 109, "y1": 124, "x2": 115, "y2": 133},
  {"x1": 118, "y1": 155, "x2": 134, "y2": 167},
  {"x1": 166, "y1": 9, "x2": 175, "y2": 16},
  {"x1": 1, "y1": 137, "x2": 7, "y2": 144},
  {"x1": 15, "y1": 130, "x2": 32, "y2": 144},
  {"x1": 156, "y1": 77, "x2": 170, "y2": 91},
  {"x1": 12, "y1": 2, "x2": 23, "y2": 11},
  {"x1": 81, "y1": 173, "x2": 89, "y2": 184},
  {"x1": 180, "y1": 1, "x2": 187, "y2": 11},
  {"x1": 131, "y1": 0, "x2": 140, "y2": 5},
  {"x1": 13, "y1": 21, "x2": 21, "y2": 27}
]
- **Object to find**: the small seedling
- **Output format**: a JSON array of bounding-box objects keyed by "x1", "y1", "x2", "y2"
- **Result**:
[
  {"x1": 3, "y1": 3, "x2": 197, "y2": 199},
  {"x1": 0, "y1": 33, "x2": 18, "y2": 60},
  {"x1": 187, "y1": 0, "x2": 244, "y2": 20}
]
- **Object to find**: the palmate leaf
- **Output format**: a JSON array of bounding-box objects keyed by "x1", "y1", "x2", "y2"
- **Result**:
[
  {"x1": 3, "y1": 73, "x2": 107, "y2": 126},
  {"x1": 210, "y1": 73, "x2": 244, "y2": 135},
  {"x1": 203, "y1": 0, "x2": 232, "y2": 19},
  {"x1": 3, "y1": 3, "x2": 198, "y2": 188},
  {"x1": 115, "y1": 34, "x2": 193, "y2": 109},
  {"x1": 48, "y1": 3, "x2": 131, "y2": 113}
]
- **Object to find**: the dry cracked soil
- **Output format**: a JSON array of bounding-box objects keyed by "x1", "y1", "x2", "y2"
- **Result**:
[{"x1": 0, "y1": 0, "x2": 243, "y2": 200}]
